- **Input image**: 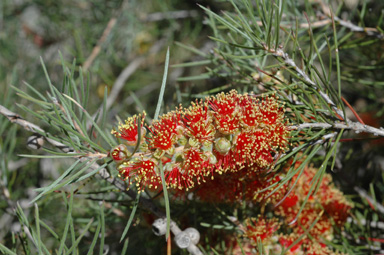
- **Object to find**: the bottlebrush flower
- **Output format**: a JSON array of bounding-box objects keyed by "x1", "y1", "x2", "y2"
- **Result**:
[
  {"x1": 111, "y1": 90, "x2": 290, "y2": 192},
  {"x1": 209, "y1": 90, "x2": 240, "y2": 134},
  {"x1": 147, "y1": 111, "x2": 181, "y2": 151},
  {"x1": 278, "y1": 234, "x2": 303, "y2": 254},
  {"x1": 233, "y1": 161, "x2": 353, "y2": 254},
  {"x1": 111, "y1": 112, "x2": 146, "y2": 147},
  {"x1": 243, "y1": 216, "x2": 280, "y2": 244},
  {"x1": 118, "y1": 157, "x2": 162, "y2": 190}
]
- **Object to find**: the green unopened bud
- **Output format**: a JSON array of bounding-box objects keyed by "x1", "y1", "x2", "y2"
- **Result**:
[
  {"x1": 201, "y1": 140, "x2": 213, "y2": 152},
  {"x1": 153, "y1": 149, "x2": 165, "y2": 159},
  {"x1": 177, "y1": 135, "x2": 188, "y2": 146},
  {"x1": 214, "y1": 137, "x2": 231, "y2": 155},
  {"x1": 166, "y1": 146, "x2": 175, "y2": 156},
  {"x1": 204, "y1": 151, "x2": 217, "y2": 165},
  {"x1": 188, "y1": 137, "x2": 200, "y2": 148},
  {"x1": 139, "y1": 142, "x2": 149, "y2": 152}
]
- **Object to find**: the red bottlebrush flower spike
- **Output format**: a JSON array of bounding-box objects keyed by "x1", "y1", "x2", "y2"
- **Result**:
[
  {"x1": 306, "y1": 243, "x2": 334, "y2": 255},
  {"x1": 182, "y1": 147, "x2": 210, "y2": 178},
  {"x1": 147, "y1": 111, "x2": 181, "y2": 151},
  {"x1": 111, "y1": 90, "x2": 290, "y2": 191},
  {"x1": 231, "y1": 158, "x2": 353, "y2": 255},
  {"x1": 252, "y1": 175, "x2": 287, "y2": 204},
  {"x1": 278, "y1": 234, "x2": 303, "y2": 254},
  {"x1": 293, "y1": 209, "x2": 332, "y2": 239},
  {"x1": 257, "y1": 95, "x2": 285, "y2": 126},
  {"x1": 209, "y1": 91, "x2": 241, "y2": 134},
  {"x1": 238, "y1": 94, "x2": 261, "y2": 128},
  {"x1": 232, "y1": 132, "x2": 254, "y2": 166},
  {"x1": 164, "y1": 163, "x2": 193, "y2": 190},
  {"x1": 322, "y1": 190, "x2": 352, "y2": 226},
  {"x1": 165, "y1": 147, "x2": 211, "y2": 191},
  {"x1": 118, "y1": 158, "x2": 161, "y2": 192},
  {"x1": 190, "y1": 170, "x2": 243, "y2": 203},
  {"x1": 111, "y1": 112, "x2": 146, "y2": 146},
  {"x1": 183, "y1": 102, "x2": 215, "y2": 144}
]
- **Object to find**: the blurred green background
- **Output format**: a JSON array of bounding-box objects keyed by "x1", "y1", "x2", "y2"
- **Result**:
[{"x1": 1, "y1": 0, "x2": 384, "y2": 254}]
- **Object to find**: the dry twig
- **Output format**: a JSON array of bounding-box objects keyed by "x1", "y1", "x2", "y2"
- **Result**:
[
  {"x1": 82, "y1": 18, "x2": 117, "y2": 71},
  {"x1": 291, "y1": 122, "x2": 384, "y2": 137}
]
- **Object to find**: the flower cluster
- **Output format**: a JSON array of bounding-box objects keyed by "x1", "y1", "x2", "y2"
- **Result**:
[
  {"x1": 110, "y1": 90, "x2": 290, "y2": 192},
  {"x1": 228, "y1": 162, "x2": 353, "y2": 255},
  {"x1": 187, "y1": 152, "x2": 351, "y2": 254},
  {"x1": 110, "y1": 89, "x2": 353, "y2": 254}
]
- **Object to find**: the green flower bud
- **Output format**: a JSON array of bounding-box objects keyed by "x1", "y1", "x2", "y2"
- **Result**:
[
  {"x1": 188, "y1": 137, "x2": 200, "y2": 148},
  {"x1": 214, "y1": 137, "x2": 231, "y2": 155},
  {"x1": 153, "y1": 148, "x2": 165, "y2": 159},
  {"x1": 177, "y1": 135, "x2": 188, "y2": 146}
]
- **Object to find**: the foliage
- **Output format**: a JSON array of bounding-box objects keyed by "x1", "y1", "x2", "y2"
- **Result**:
[{"x1": 1, "y1": 0, "x2": 384, "y2": 254}]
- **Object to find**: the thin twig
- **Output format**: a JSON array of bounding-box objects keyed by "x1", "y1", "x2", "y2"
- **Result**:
[
  {"x1": 318, "y1": 1, "x2": 384, "y2": 40},
  {"x1": 83, "y1": 18, "x2": 117, "y2": 71},
  {"x1": 0, "y1": 105, "x2": 108, "y2": 157},
  {"x1": 347, "y1": 217, "x2": 384, "y2": 231},
  {"x1": 286, "y1": 16, "x2": 383, "y2": 39},
  {"x1": 341, "y1": 96, "x2": 365, "y2": 125},
  {"x1": 333, "y1": 16, "x2": 383, "y2": 39},
  {"x1": 291, "y1": 122, "x2": 384, "y2": 137}
]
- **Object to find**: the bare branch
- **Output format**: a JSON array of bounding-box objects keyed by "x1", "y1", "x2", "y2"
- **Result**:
[
  {"x1": 318, "y1": 1, "x2": 384, "y2": 40},
  {"x1": 333, "y1": 16, "x2": 384, "y2": 39},
  {"x1": 291, "y1": 122, "x2": 384, "y2": 137}
]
